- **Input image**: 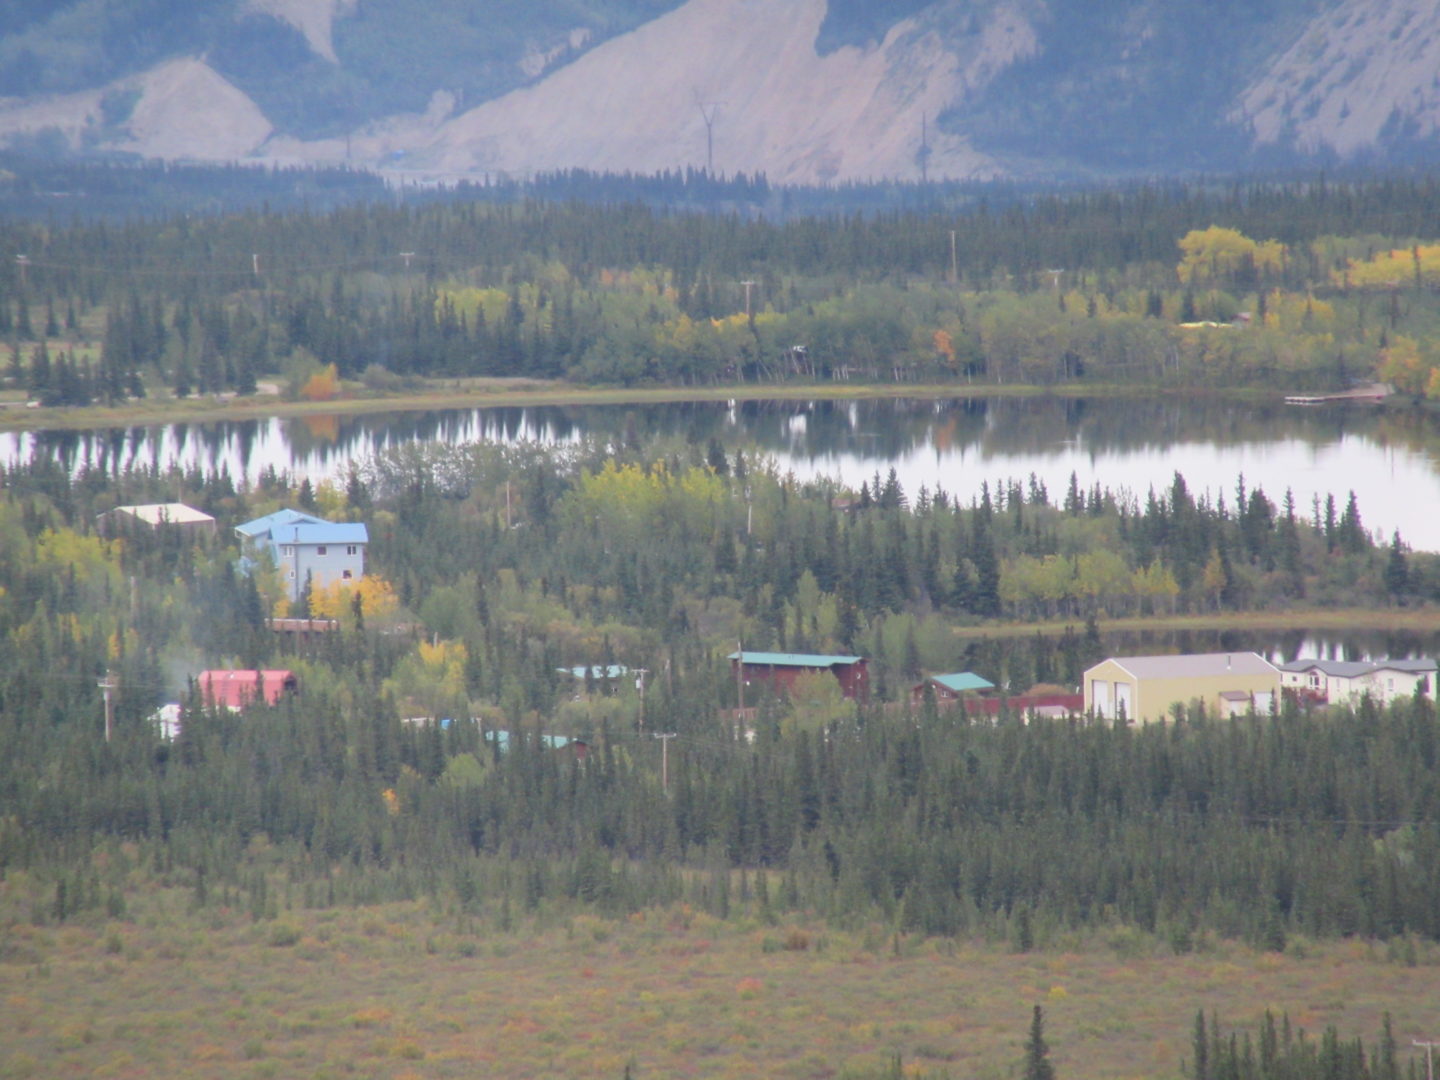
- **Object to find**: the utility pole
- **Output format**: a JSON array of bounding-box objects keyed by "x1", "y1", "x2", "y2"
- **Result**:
[
  {"x1": 401, "y1": 251, "x2": 415, "y2": 271},
  {"x1": 634, "y1": 668, "x2": 649, "y2": 733},
  {"x1": 98, "y1": 670, "x2": 118, "y2": 743},
  {"x1": 735, "y1": 639, "x2": 746, "y2": 737},
  {"x1": 740, "y1": 280, "x2": 757, "y2": 324},
  {"x1": 15, "y1": 253, "x2": 29, "y2": 290},
  {"x1": 654, "y1": 732, "x2": 677, "y2": 793},
  {"x1": 949, "y1": 231, "x2": 958, "y2": 285},
  {"x1": 1416, "y1": 1040, "x2": 1439, "y2": 1080}
]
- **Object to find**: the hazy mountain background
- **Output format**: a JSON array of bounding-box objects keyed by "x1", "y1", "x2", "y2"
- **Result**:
[{"x1": 1, "y1": 0, "x2": 1438, "y2": 184}]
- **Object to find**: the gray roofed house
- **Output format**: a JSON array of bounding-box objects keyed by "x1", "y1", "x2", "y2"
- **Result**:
[{"x1": 1279, "y1": 657, "x2": 1435, "y2": 706}]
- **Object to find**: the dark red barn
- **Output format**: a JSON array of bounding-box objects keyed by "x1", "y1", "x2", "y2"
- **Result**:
[{"x1": 728, "y1": 651, "x2": 870, "y2": 703}]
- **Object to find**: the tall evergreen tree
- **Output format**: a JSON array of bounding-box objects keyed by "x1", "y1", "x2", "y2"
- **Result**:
[{"x1": 1025, "y1": 1006, "x2": 1056, "y2": 1080}]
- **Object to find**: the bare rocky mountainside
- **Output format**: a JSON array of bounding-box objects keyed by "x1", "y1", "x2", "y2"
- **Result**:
[{"x1": 1, "y1": 0, "x2": 1438, "y2": 182}]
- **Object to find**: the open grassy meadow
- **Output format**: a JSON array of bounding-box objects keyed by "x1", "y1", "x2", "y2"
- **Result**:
[{"x1": 3, "y1": 876, "x2": 1437, "y2": 1080}]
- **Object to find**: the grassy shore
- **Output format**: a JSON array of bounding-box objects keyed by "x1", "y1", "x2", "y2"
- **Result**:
[
  {"x1": 2, "y1": 886, "x2": 1434, "y2": 1080},
  {"x1": 953, "y1": 608, "x2": 1440, "y2": 640},
  {"x1": 0, "y1": 377, "x2": 1240, "y2": 434}
]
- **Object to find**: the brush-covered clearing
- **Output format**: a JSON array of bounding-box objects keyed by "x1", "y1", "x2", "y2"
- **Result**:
[{"x1": 3, "y1": 876, "x2": 1435, "y2": 1080}]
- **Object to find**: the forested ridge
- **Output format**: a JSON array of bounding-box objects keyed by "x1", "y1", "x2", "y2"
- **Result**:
[
  {"x1": 2, "y1": 426, "x2": 1438, "y2": 949},
  {"x1": 13, "y1": 172, "x2": 1440, "y2": 401}
]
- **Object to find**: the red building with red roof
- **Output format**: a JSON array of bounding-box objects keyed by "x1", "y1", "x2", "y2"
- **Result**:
[{"x1": 198, "y1": 670, "x2": 298, "y2": 710}]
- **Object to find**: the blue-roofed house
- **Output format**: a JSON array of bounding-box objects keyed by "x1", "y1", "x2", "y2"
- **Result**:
[
  {"x1": 728, "y1": 650, "x2": 870, "y2": 702},
  {"x1": 236, "y1": 508, "x2": 368, "y2": 601},
  {"x1": 910, "y1": 671, "x2": 996, "y2": 707}
]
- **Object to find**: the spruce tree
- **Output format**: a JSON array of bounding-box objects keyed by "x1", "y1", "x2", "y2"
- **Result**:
[{"x1": 1025, "y1": 1005, "x2": 1055, "y2": 1080}]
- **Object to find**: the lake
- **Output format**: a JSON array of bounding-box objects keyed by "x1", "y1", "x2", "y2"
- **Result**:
[{"x1": 7, "y1": 394, "x2": 1440, "y2": 550}]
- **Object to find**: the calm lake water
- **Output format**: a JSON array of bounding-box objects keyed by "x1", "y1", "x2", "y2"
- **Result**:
[
  {"x1": 7, "y1": 394, "x2": 1440, "y2": 550},
  {"x1": 7, "y1": 393, "x2": 1439, "y2": 661}
]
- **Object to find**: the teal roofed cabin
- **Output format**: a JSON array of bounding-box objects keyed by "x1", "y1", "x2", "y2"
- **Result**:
[{"x1": 911, "y1": 672, "x2": 996, "y2": 708}]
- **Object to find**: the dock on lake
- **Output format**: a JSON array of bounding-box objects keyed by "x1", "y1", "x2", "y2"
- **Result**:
[{"x1": 1285, "y1": 382, "x2": 1392, "y2": 405}]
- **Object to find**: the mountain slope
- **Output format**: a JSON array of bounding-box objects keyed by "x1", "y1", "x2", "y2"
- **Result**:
[
  {"x1": 403, "y1": 0, "x2": 1034, "y2": 184},
  {"x1": 1234, "y1": 0, "x2": 1440, "y2": 159},
  {"x1": 2, "y1": 0, "x2": 1440, "y2": 182}
]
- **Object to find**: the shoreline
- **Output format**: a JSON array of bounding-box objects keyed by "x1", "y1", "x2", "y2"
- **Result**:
[
  {"x1": 953, "y1": 607, "x2": 1440, "y2": 639},
  {"x1": 0, "y1": 378, "x2": 1275, "y2": 434}
]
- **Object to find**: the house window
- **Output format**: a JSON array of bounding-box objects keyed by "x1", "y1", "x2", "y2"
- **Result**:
[
  {"x1": 342, "y1": 569, "x2": 353, "y2": 580},
  {"x1": 346, "y1": 545, "x2": 358, "y2": 556},
  {"x1": 315, "y1": 546, "x2": 327, "y2": 556},
  {"x1": 282, "y1": 545, "x2": 294, "y2": 557},
  {"x1": 287, "y1": 570, "x2": 295, "y2": 580},
  {"x1": 1307, "y1": 673, "x2": 1320, "y2": 689}
]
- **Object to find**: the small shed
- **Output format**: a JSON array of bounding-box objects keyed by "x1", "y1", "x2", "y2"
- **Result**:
[
  {"x1": 198, "y1": 669, "x2": 298, "y2": 710},
  {"x1": 910, "y1": 671, "x2": 995, "y2": 707},
  {"x1": 729, "y1": 651, "x2": 870, "y2": 702}
]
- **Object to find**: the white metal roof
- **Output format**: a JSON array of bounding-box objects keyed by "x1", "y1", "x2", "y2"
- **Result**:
[
  {"x1": 1100, "y1": 652, "x2": 1279, "y2": 679},
  {"x1": 113, "y1": 502, "x2": 214, "y2": 525}
]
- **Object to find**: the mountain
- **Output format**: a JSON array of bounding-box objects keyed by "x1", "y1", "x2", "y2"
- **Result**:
[{"x1": 1, "y1": 0, "x2": 1439, "y2": 183}]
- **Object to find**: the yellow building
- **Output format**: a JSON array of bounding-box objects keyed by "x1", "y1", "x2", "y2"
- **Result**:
[{"x1": 1083, "y1": 652, "x2": 1280, "y2": 724}]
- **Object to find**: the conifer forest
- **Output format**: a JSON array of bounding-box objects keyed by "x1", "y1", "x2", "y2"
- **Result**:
[{"x1": 3, "y1": 165, "x2": 1440, "y2": 1078}]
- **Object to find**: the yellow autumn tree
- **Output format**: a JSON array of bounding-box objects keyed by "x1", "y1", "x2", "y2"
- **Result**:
[
  {"x1": 1177, "y1": 226, "x2": 1286, "y2": 285},
  {"x1": 309, "y1": 574, "x2": 400, "y2": 624},
  {"x1": 299, "y1": 363, "x2": 341, "y2": 402},
  {"x1": 1131, "y1": 560, "x2": 1180, "y2": 616},
  {"x1": 1333, "y1": 243, "x2": 1440, "y2": 289},
  {"x1": 35, "y1": 528, "x2": 123, "y2": 602},
  {"x1": 1377, "y1": 336, "x2": 1433, "y2": 396},
  {"x1": 1261, "y1": 290, "x2": 1335, "y2": 332},
  {"x1": 384, "y1": 638, "x2": 469, "y2": 719},
  {"x1": 439, "y1": 285, "x2": 511, "y2": 328},
  {"x1": 933, "y1": 329, "x2": 956, "y2": 366}
]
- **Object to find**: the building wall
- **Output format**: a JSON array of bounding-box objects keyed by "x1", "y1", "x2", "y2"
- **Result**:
[
  {"x1": 1338, "y1": 669, "x2": 1431, "y2": 706},
  {"x1": 1282, "y1": 666, "x2": 1434, "y2": 707},
  {"x1": 279, "y1": 542, "x2": 366, "y2": 600},
  {"x1": 1087, "y1": 661, "x2": 1278, "y2": 723},
  {"x1": 1085, "y1": 659, "x2": 1136, "y2": 720},
  {"x1": 736, "y1": 659, "x2": 869, "y2": 703},
  {"x1": 1136, "y1": 672, "x2": 1277, "y2": 722}
]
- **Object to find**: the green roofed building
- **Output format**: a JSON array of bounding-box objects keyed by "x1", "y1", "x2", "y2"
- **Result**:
[{"x1": 910, "y1": 672, "x2": 996, "y2": 707}]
